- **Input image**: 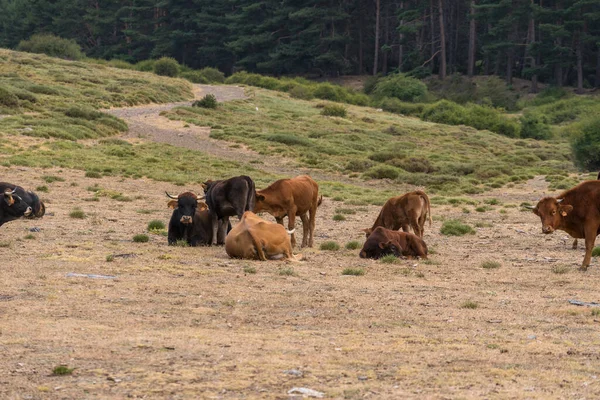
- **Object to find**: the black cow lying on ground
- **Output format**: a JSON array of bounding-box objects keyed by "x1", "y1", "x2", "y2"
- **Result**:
[
  {"x1": 203, "y1": 175, "x2": 256, "y2": 246},
  {"x1": 359, "y1": 226, "x2": 428, "y2": 260},
  {"x1": 166, "y1": 191, "x2": 230, "y2": 246},
  {"x1": 0, "y1": 182, "x2": 45, "y2": 227}
]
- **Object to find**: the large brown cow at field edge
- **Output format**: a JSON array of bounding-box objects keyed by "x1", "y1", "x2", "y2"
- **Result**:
[
  {"x1": 530, "y1": 181, "x2": 600, "y2": 270},
  {"x1": 363, "y1": 191, "x2": 432, "y2": 238},
  {"x1": 253, "y1": 175, "x2": 321, "y2": 248}
]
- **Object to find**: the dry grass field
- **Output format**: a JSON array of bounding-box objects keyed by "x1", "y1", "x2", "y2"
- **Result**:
[{"x1": 2, "y1": 166, "x2": 600, "y2": 399}]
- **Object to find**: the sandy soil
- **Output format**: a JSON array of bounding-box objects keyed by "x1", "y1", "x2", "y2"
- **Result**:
[{"x1": 2, "y1": 164, "x2": 600, "y2": 399}]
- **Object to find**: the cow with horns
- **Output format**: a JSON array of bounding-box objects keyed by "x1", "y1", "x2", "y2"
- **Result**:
[{"x1": 0, "y1": 182, "x2": 45, "y2": 227}]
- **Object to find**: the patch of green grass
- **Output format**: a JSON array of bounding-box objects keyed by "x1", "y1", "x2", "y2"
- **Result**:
[
  {"x1": 174, "y1": 239, "x2": 189, "y2": 247},
  {"x1": 52, "y1": 365, "x2": 74, "y2": 376},
  {"x1": 42, "y1": 175, "x2": 65, "y2": 183},
  {"x1": 461, "y1": 301, "x2": 479, "y2": 309},
  {"x1": 551, "y1": 265, "x2": 570, "y2": 274},
  {"x1": 592, "y1": 247, "x2": 600, "y2": 257},
  {"x1": 133, "y1": 234, "x2": 149, "y2": 243},
  {"x1": 147, "y1": 220, "x2": 166, "y2": 231},
  {"x1": 69, "y1": 208, "x2": 86, "y2": 219},
  {"x1": 335, "y1": 208, "x2": 356, "y2": 215},
  {"x1": 481, "y1": 260, "x2": 501, "y2": 269},
  {"x1": 591, "y1": 309, "x2": 600, "y2": 316},
  {"x1": 320, "y1": 241, "x2": 340, "y2": 251},
  {"x1": 333, "y1": 214, "x2": 346, "y2": 221},
  {"x1": 243, "y1": 266, "x2": 257, "y2": 274},
  {"x1": 379, "y1": 254, "x2": 401, "y2": 264},
  {"x1": 85, "y1": 171, "x2": 102, "y2": 178},
  {"x1": 345, "y1": 241, "x2": 361, "y2": 250},
  {"x1": 440, "y1": 220, "x2": 475, "y2": 236},
  {"x1": 342, "y1": 267, "x2": 365, "y2": 276},
  {"x1": 24, "y1": 233, "x2": 35, "y2": 240},
  {"x1": 35, "y1": 185, "x2": 48, "y2": 192},
  {"x1": 278, "y1": 267, "x2": 297, "y2": 276},
  {"x1": 0, "y1": 241, "x2": 10, "y2": 248},
  {"x1": 106, "y1": 255, "x2": 114, "y2": 262}
]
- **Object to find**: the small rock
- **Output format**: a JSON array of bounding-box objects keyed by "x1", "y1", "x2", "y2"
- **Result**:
[
  {"x1": 527, "y1": 335, "x2": 537, "y2": 340},
  {"x1": 283, "y1": 369, "x2": 303, "y2": 377},
  {"x1": 358, "y1": 375, "x2": 368, "y2": 381},
  {"x1": 287, "y1": 387, "x2": 324, "y2": 398},
  {"x1": 29, "y1": 227, "x2": 41, "y2": 232}
]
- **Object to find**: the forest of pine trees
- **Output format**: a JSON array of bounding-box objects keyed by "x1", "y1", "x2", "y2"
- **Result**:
[{"x1": 1, "y1": 0, "x2": 599, "y2": 90}]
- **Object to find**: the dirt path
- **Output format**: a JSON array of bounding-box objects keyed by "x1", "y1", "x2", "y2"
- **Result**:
[{"x1": 105, "y1": 84, "x2": 385, "y2": 187}]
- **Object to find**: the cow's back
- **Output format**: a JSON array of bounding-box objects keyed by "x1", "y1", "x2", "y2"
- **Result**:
[{"x1": 562, "y1": 181, "x2": 600, "y2": 221}]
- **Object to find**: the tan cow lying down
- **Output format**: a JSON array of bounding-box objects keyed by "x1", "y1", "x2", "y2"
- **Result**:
[
  {"x1": 364, "y1": 190, "x2": 432, "y2": 238},
  {"x1": 254, "y1": 175, "x2": 321, "y2": 248},
  {"x1": 225, "y1": 211, "x2": 302, "y2": 261}
]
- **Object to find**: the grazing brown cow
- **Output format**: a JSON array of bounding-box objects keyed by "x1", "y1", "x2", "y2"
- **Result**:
[
  {"x1": 359, "y1": 227, "x2": 428, "y2": 259},
  {"x1": 254, "y1": 175, "x2": 321, "y2": 248},
  {"x1": 225, "y1": 211, "x2": 301, "y2": 261},
  {"x1": 530, "y1": 181, "x2": 600, "y2": 270},
  {"x1": 363, "y1": 191, "x2": 432, "y2": 238}
]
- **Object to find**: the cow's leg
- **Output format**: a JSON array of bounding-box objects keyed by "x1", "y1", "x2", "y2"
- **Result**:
[
  {"x1": 572, "y1": 239, "x2": 578, "y2": 249},
  {"x1": 218, "y1": 217, "x2": 229, "y2": 245},
  {"x1": 401, "y1": 223, "x2": 410, "y2": 233},
  {"x1": 308, "y1": 205, "x2": 317, "y2": 247},
  {"x1": 210, "y1": 213, "x2": 219, "y2": 246},
  {"x1": 299, "y1": 213, "x2": 310, "y2": 248},
  {"x1": 275, "y1": 216, "x2": 284, "y2": 226},
  {"x1": 580, "y1": 226, "x2": 598, "y2": 271},
  {"x1": 288, "y1": 207, "x2": 298, "y2": 248}
]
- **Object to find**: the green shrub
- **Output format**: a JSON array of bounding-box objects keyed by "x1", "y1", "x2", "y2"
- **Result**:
[
  {"x1": 363, "y1": 75, "x2": 380, "y2": 95},
  {"x1": 529, "y1": 85, "x2": 569, "y2": 106},
  {"x1": 198, "y1": 67, "x2": 225, "y2": 83},
  {"x1": 461, "y1": 301, "x2": 479, "y2": 309},
  {"x1": 85, "y1": 171, "x2": 102, "y2": 178},
  {"x1": 107, "y1": 59, "x2": 134, "y2": 70},
  {"x1": 65, "y1": 106, "x2": 104, "y2": 120},
  {"x1": 379, "y1": 254, "x2": 401, "y2": 264},
  {"x1": 571, "y1": 116, "x2": 600, "y2": 171},
  {"x1": 345, "y1": 159, "x2": 374, "y2": 172},
  {"x1": 476, "y1": 76, "x2": 519, "y2": 110},
  {"x1": 153, "y1": 57, "x2": 180, "y2": 77},
  {"x1": 421, "y1": 100, "x2": 468, "y2": 125},
  {"x1": 36, "y1": 185, "x2": 49, "y2": 192},
  {"x1": 266, "y1": 134, "x2": 310, "y2": 146},
  {"x1": 0, "y1": 87, "x2": 19, "y2": 107},
  {"x1": 481, "y1": 260, "x2": 501, "y2": 269},
  {"x1": 193, "y1": 94, "x2": 218, "y2": 109},
  {"x1": 278, "y1": 267, "x2": 297, "y2": 276},
  {"x1": 321, "y1": 104, "x2": 347, "y2": 117},
  {"x1": 372, "y1": 73, "x2": 428, "y2": 102},
  {"x1": 345, "y1": 241, "x2": 361, "y2": 250},
  {"x1": 313, "y1": 83, "x2": 346, "y2": 102},
  {"x1": 520, "y1": 112, "x2": 552, "y2": 140},
  {"x1": 466, "y1": 104, "x2": 520, "y2": 138},
  {"x1": 134, "y1": 59, "x2": 156, "y2": 72},
  {"x1": 179, "y1": 71, "x2": 209, "y2": 84},
  {"x1": 428, "y1": 73, "x2": 476, "y2": 104},
  {"x1": 289, "y1": 85, "x2": 314, "y2": 100},
  {"x1": 17, "y1": 34, "x2": 83, "y2": 60},
  {"x1": 342, "y1": 267, "x2": 365, "y2": 276},
  {"x1": 333, "y1": 214, "x2": 346, "y2": 221},
  {"x1": 243, "y1": 266, "x2": 257, "y2": 274},
  {"x1": 320, "y1": 241, "x2": 340, "y2": 251},
  {"x1": 147, "y1": 220, "x2": 166, "y2": 231},
  {"x1": 69, "y1": 208, "x2": 86, "y2": 219},
  {"x1": 440, "y1": 219, "x2": 475, "y2": 236},
  {"x1": 52, "y1": 365, "x2": 75, "y2": 375},
  {"x1": 593, "y1": 247, "x2": 600, "y2": 257},
  {"x1": 364, "y1": 165, "x2": 400, "y2": 180},
  {"x1": 133, "y1": 234, "x2": 150, "y2": 243},
  {"x1": 395, "y1": 157, "x2": 435, "y2": 173},
  {"x1": 378, "y1": 97, "x2": 425, "y2": 116}
]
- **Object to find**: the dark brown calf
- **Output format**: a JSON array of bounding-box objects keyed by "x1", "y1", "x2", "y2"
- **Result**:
[
  {"x1": 530, "y1": 181, "x2": 600, "y2": 270},
  {"x1": 359, "y1": 226, "x2": 428, "y2": 260}
]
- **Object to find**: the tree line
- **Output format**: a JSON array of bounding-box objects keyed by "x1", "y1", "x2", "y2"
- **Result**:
[{"x1": 1, "y1": 0, "x2": 599, "y2": 91}]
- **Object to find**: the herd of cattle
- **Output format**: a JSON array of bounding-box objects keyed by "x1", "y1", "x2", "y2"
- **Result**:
[{"x1": 1, "y1": 171, "x2": 600, "y2": 269}]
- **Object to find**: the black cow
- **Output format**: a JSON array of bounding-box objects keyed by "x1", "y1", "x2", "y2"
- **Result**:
[
  {"x1": 0, "y1": 182, "x2": 45, "y2": 227},
  {"x1": 166, "y1": 191, "x2": 230, "y2": 246},
  {"x1": 203, "y1": 176, "x2": 256, "y2": 246}
]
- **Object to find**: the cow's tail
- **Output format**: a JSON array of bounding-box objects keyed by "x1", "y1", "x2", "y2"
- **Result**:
[
  {"x1": 245, "y1": 176, "x2": 256, "y2": 212},
  {"x1": 248, "y1": 230, "x2": 267, "y2": 261},
  {"x1": 417, "y1": 190, "x2": 432, "y2": 227},
  {"x1": 317, "y1": 195, "x2": 323, "y2": 207}
]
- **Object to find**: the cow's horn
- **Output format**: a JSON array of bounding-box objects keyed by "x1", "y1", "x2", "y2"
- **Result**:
[
  {"x1": 523, "y1": 205, "x2": 535, "y2": 209},
  {"x1": 286, "y1": 228, "x2": 296, "y2": 235},
  {"x1": 197, "y1": 194, "x2": 206, "y2": 200},
  {"x1": 556, "y1": 198, "x2": 564, "y2": 203},
  {"x1": 165, "y1": 191, "x2": 178, "y2": 199},
  {"x1": 4, "y1": 188, "x2": 16, "y2": 195}
]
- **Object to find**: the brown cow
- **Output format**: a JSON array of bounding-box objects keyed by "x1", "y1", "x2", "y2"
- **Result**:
[
  {"x1": 363, "y1": 191, "x2": 432, "y2": 238},
  {"x1": 225, "y1": 211, "x2": 301, "y2": 261},
  {"x1": 530, "y1": 181, "x2": 600, "y2": 270},
  {"x1": 254, "y1": 175, "x2": 321, "y2": 248},
  {"x1": 359, "y1": 227, "x2": 428, "y2": 259}
]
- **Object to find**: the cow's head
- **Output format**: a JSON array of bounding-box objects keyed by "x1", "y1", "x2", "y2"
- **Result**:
[
  {"x1": 3, "y1": 188, "x2": 33, "y2": 217},
  {"x1": 26, "y1": 191, "x2": 45, "y2": 219},
  {"x1": 166, "y1": 191, "x2": 207, "y2": 224},
  {"x1": 359, "y1": 239, "x2": 402, "y2": 259},
  {"x1": 254, "y1": 193, "x2": 285, "y2": 217},
  {"x1": 530, "y1": 197, "x2": 573, "y2": 234}
]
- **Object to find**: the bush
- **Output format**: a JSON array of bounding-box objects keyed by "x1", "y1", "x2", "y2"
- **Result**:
[
  {"x1": 571, "y1": 116, "x2": 600, "y2": 171},
  {"x1": 289, "y1": 85, "x2": 314, "y2": 100},
  {"x1": 193, "y1": 94, "x2": 218, "y2": 109},
  {"x1": 395, "y1": 157, "x2": 435, "y2": 173},
  {"x1": 313, "y1": 83, "x2": 347, "y2": 102},
  {"x1": 133, "y1": 234, "x2": 150, "y2": 243},
  {"x1": 266, "y1": 134, "x2": 310, "y2": 146},
  {"x1": 179, "y1": 71, "x2": 209, "y2": 84},
  {"x1": 364, "y1": 165, "x2": 400, "y2": 180},
  {"x1": 592, "y1": 247, "x2": 600, "y2": 257},
  {"x1": 342, "y1": 268, "x2": 365, "y2": 276},
  {"x1": 372, "y1": 73, "x2": 428, "y2": 102},
  {"x1": 377, "y1": 97, "x2": 424, "y2": 116},
  {"x1": 198, "y1": 67, "x2": 225, "y2": 83},
  {"x1": 530, "y1": 85, "x2": 569, "y2": 106},
  {"x1": 363, "y1": 75, "x2": 380, "y2": 95},
  {"x1": 153, "y1": 57, "x2": 180, "y2": 77},
  {"x1": 69, "y1": 208, "x2": 86, "y2": 219},
  {"x1": 17, "y1": 34, "x2": 83, "y2": 60},
  {"x1": 147, "y1": 220, "x2": 165, "y2": 231},
  {"x1": 421, "y1": 100, "x2": 468, "y2": 125},
  {"x1": 107, "y1": 59, "x2": 134, "y2": 70},
  {"x1": 481, "y1": 260, "x2": 501, "y2": 269},
  {"x1": 0, "y1": 87, "x2": 19, "y2": 107},
  {"x1": 476, "y1": 76, "x2": 519, "y2": 110},
  {"x1": 135, "y1": 59, "x2": 156, "y2": 72},
  {"x1": 320, "y1": 241, "x2": 340, "y2": 251},
  {"x1": 466, "y1": 104, "x2": 520, "y2": 138},
  {"x1": 440, "y1": 219, "x2": 475, "y2": 236},
  {"x1": 345, "y1": 241, "x2": 361, "y2": 250},
  {"x1": 520, "y1": 112, "x2": 552, "y2": 140},
  {"x1": 345, "y1": 159, "x2": 374, "y2": 172},
  {"x1": 428, "y1": 73, "x2": 476, "y2": 105},
  {"x1": 321, "y1": 104, "x2": 347, "y2": 117},
  {"x1": 64, "y1": 106, "x2": 104, "y2": 120}
]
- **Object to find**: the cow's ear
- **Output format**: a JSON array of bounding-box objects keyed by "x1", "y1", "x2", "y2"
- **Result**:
[
  {"x1": 167, "y1": 200, "x2": 178, "y2": 209},
  {"x1": 559, "y1": 204, "x2": 573, "y2": 217},
  {"x1": 378, "y1": 240, "x2": 393, "y2": 249},
  {"x1": 256, "y1": 194, "x2": 265, "y2": 202},
  {"x1": 362, "y1": 228, "x2": 371, "y2": 235},
  {"x1": 198, "y1": 201, "x2": 208, "y2": 211},
  {"x1": 3, "y1": 192, "x2": 14, "y2": 206}
]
